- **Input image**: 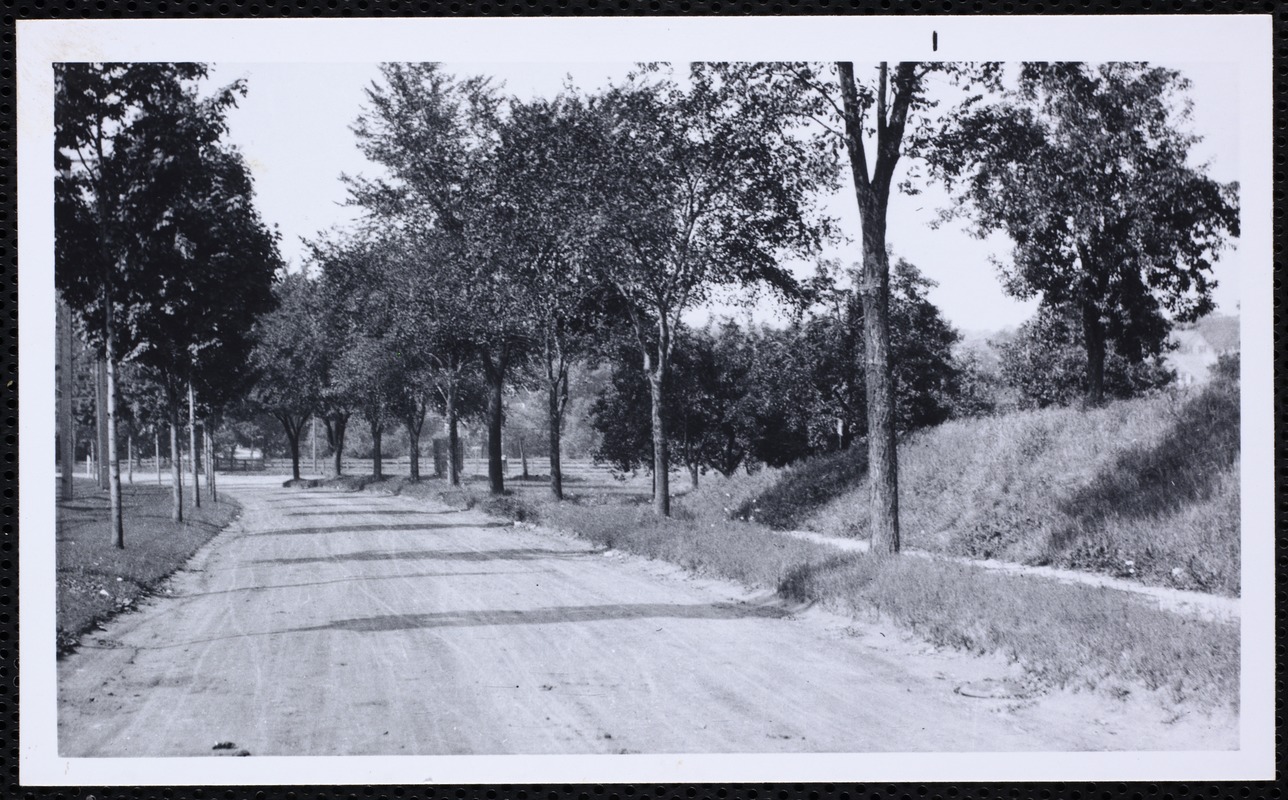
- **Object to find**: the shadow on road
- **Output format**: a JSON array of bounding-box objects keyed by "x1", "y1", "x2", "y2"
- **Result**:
[
  {"x1": 250, "y1": 521, "x2": 512, "y2": 537},
  {"x1": 168, "y1": 570, "x2": 536, "y2": 600},
  {"x1": 280, "y1": 509, "x2": 460, "y2": 518},
  {"x1": 254, "y1": 547, "x2": 594, "y2": 566},
  {"x1": 285, "y1": 601, "x2": 793, "y2": 634}
]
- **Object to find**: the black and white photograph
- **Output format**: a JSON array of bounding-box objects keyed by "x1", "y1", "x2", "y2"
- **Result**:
[{"x1": 17, "y1": 16, "x2": 1274, "y2": 786}]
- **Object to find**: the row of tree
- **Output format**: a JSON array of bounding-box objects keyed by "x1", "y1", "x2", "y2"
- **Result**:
[
  {"x1": 56, "y1": 60, "x2": 1238, "y2": 558},
  {"x1": 56, "y1": 64, "x2": 281, "y2": 545}
]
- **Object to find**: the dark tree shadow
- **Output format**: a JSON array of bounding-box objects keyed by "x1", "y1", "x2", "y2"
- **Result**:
[
  {"x1": 251, "y1": 521, "x2": 512, "y2": 538},
  {"x1": 281, "y1": 509, "x2": 460, "y2": 518},
  {"x1": 284, "y1": 601, "x2": 793, "y2": 634},
  {"x1": 169, "y1": 570, "x2": 530, "y2": 600},
  {"x1": 735, "y1": 446, "x2": 869, "y2": 530},
  {"x1": 1049, "y1": 374, "x2": 1239, "y2": 552},
  {"x1": 255, "y1": 547, "x2": 593, "y2": 567}
]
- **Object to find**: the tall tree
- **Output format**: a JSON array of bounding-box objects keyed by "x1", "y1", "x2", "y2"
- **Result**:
[
  {"x1": 833, "y1": 62, "x2": 937, "y2": 556},
  {"x1": 129, "y1": 138, "x2": 280, "y2": 520},
  {"x1": 708, "y1": 61, "x2": 994, "y2": 553},
  {"x1": 310, "y1": 230, "x2": 403, "y2": 481},
  {"x1": 349, "y1": 62, "x2": 528, "y2": 495},
  {"x1": 56, "y1": 63, "x2": 197, "y2": 542},
  {"x1": 379, "y1": 227, "x2": 481, "y2": 487},
  {"x1": 925, "y1": 63, "x2": 1239, "y2": 405},
  {"x1": 250, "y1": 272, "x2": 326, "y2": 481},
  {"x1": 56, "y1": 63, "x2": 277, "y2": 532},
  {"x1": 491, "y1": 94, "x2": 613, "y2": 500},
  {"x1": 591, "y1": 69, "x2": 837, "y2": 516}
]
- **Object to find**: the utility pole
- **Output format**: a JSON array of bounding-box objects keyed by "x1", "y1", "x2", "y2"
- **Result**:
[
  {"x1": 155, "y1": 429, "x2": 162, "y2": 485},
  {"x1": 57, "y1": 298, "x2": 75, "y2": 500},
  {"x1": 94, "y1": 358, "x2": 109, "y2": 490},
  {"x1": 311, "y1": 416, "x2": 318, "y2": 475},
  {"x1": 188, "y1": 381, "x2": 201, "y2": 508}
]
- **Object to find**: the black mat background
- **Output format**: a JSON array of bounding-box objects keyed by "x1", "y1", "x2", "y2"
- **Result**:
[{"x1": 0, "y1": 3, "x2": 1281, "y2": 796}]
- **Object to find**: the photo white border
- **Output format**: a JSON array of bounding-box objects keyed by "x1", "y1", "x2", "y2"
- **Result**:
[{"x1": 17, "y1": 14, "x2": 1275, "y2": 786}]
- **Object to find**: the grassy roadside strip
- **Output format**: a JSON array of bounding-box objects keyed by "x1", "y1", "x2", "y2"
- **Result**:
[
  {"x1": 56, "y1": 478, "x2": 242, "y2": 655},
  {"x1": 540, "y1": 502, "x2": 1237, "y2": 709},
  {"x1": 313, "y1": 474, "x2": 1239, "y2": 709}
]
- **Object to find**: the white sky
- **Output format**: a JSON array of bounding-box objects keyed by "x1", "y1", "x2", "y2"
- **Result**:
[{"x1": 209, "y1": 61, "x2": 1241, "y2": 335}]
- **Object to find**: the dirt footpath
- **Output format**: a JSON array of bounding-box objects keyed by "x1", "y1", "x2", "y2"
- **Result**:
[{"x1": 58, "y1": 475, "x2": 1236, "y2": 757}]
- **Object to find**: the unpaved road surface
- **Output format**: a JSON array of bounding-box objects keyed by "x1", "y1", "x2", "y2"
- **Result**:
[{"x1": 59, "y1": 475, "x2": 1236, "y2": 757}]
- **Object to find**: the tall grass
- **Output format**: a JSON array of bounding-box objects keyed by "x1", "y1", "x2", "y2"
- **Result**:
[{"x1": 788, "y1": 361, "x2": 1241, "y2": 595}]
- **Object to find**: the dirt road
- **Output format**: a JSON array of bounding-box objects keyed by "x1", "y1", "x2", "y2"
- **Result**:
[{"x1": 58, "y1": 475, "x2": 1235, "y2": 757}]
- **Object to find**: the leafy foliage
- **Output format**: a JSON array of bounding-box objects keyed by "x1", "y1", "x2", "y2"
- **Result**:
[
  {"x1": 926, "y1": 62, "x2": 1239, "y2": 403},
  {"x1": 997, "y1": 305, "x2": 1176, "y2": 409},
  {"x1": 585, "y1": 67, "x2": 840, "y2": 513}
]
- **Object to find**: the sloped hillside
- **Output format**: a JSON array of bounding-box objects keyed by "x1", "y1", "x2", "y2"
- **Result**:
[{"x1": 747, "y1": 358, "x2": 1241, "y2": 595}]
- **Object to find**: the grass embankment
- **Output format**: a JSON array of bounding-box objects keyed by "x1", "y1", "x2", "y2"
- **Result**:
[
  {"x1": 56, "y1": 478, "x2": 241, "y2": 654},
  {"x1": 742, "y1": 361, "x2": 1241, "y2": 596}
]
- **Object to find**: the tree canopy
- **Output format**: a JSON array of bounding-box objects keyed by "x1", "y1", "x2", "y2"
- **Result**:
[{"x1": 926, "y1": 62, "x2": 1239, "y2": 404}]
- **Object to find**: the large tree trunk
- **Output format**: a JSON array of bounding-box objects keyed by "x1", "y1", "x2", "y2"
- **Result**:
[
  {"x1": 168, "y1": 394, "x2": 183, "y2": 523},
  {"x1": 104, "y1": 306, "x2": 124, "y2": 549},
  {"x1": 57, "y1": 298, "x2": 75, "y2": 501},
  {"x1": 407, "y1": 414, "x2": 423, "y2": 482},
  {"x1": 206, "y1": 424, "x2": 218, "y2": 503},
  {"x1": 483, "y1": 354, "x2": 506, "y2": 495},
  {"x1": 188, "y1": 382, "x2": 200, "y2": 508},
  {"x1": 1081, "y1": 299, "x2": 1107, "y2": 407},
  {"x1": 371, "y1": 420, "x2": 383, "y2": 479},
  {"x1": 547, "y1": 382, "x2": 564, "y2": 501},
  {"x1": 446, "y1": 386, "x2": 461, "y2": 487},
  {"x1": 858, "y1": 203, "x2": 900, "y2": 555},
  {"x1": 281, "y1": 414, "x2": 303, "y2": 481},
  {"x1": 324, "y1": 413, "x2": 349, "y2": 477},
  {"x1": 838, "y1": 60, "x2": 913, "y2": 557},
  {"x1": 648, "y1": 369, "x2": 670, "y2": 517}
]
